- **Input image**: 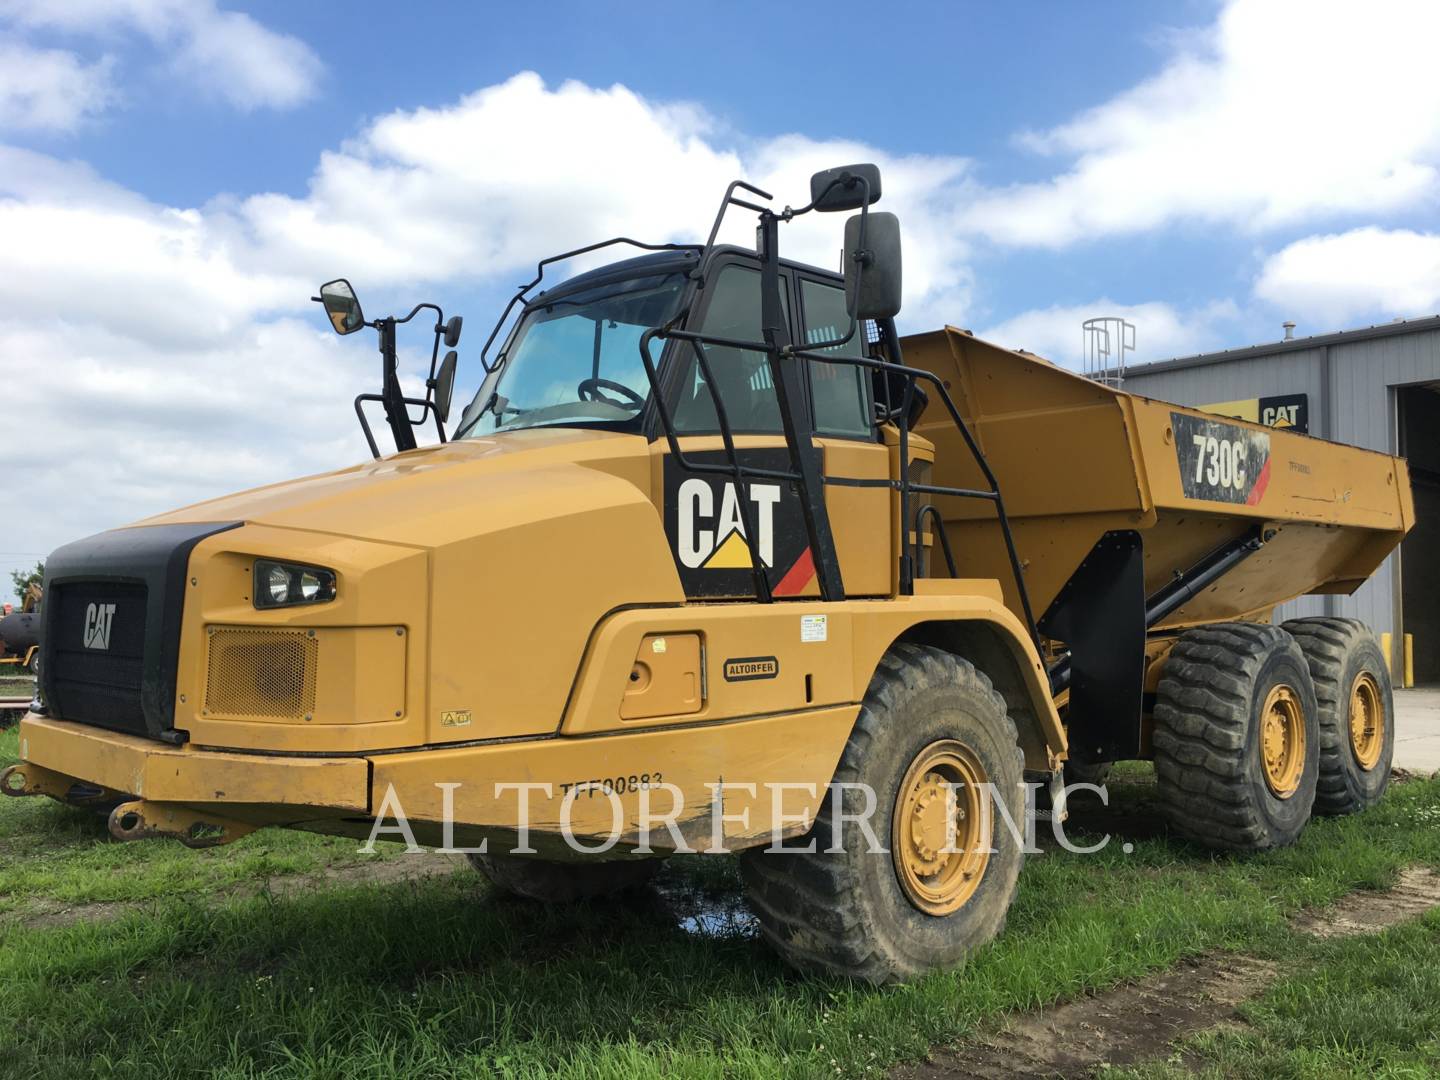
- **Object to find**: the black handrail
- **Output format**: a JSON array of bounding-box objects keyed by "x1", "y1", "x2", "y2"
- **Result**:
[
  {"x1": 637, "y1": 324, "x2": 1044, "y2": 656},
  {"x1": 914, "y1": 503, "x2": 958, "y2": 578},
  {"x1": 477, "y1": 238, "x2": 701, "y2": 375}
]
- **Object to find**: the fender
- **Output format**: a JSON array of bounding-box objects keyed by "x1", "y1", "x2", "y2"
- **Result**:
[{"x1": 560, "y1": 582, "x2": 1065, "y2": 769}]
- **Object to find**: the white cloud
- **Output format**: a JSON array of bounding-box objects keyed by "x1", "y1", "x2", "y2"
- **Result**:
[
  {"x1": 0, "y1": 0, "x2": 322, "y2": 112},
  {"x1": 978, "y1": 299, "x2": 1240, "y2": 369},
  {"x1": 0, "y1": 316, "x2": 369, "y2": 554},
  {"x1": 225, "y1": 73, "x2": 976, "y2": 319},
  {"x1": 165, "y1": 5, "x2": 322, "y2": 110},
  {"x1": 1255, "y1": 227, "x2": 1440, "y2": 323},
  {"x1": 0, "y1": 43, "x2": 114, "y2": 132},
  {"x1": 964, "y1": 0, "x2": 1440, "y2": 247},
  {"x1": 0, "y1": 72, "x2": 980, "y2": 598},
  {"x1": 0, "y1": 151, "x2": 372, "y2": 563}
]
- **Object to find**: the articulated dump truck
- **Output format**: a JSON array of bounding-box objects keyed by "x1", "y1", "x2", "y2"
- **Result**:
[{"x1": 4, "y1": 165, "x2": 1412, "y2": 983}]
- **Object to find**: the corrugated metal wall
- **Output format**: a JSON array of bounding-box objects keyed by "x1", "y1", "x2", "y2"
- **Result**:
[{"x1": 1121, "y1": 326, "x2": 1440, "y2": 639}]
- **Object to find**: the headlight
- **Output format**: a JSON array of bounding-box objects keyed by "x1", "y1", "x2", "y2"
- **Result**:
[{"x1": 253, "y1": 560, "x2": 337, "y2": 609}]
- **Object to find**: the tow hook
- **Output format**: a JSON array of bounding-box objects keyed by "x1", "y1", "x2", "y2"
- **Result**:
[
  {"x1": 3, "y1": 762, "x2": 126, "y2": 807},
  {"x1": 107, "y1": 800, "x2": 256, "y2": 849}
]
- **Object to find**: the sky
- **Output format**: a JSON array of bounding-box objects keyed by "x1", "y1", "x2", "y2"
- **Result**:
[{"x1": 4, "y1": 0, "x2": 1440, "y2": 599}]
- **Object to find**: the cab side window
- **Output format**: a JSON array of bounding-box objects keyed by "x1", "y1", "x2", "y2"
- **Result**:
[
  {"x1": 670, "y1": 265, "x2": 789, "y2": 434},
  {"x1": 801, "y1": 279, "x2": 873, "y2": 438}
]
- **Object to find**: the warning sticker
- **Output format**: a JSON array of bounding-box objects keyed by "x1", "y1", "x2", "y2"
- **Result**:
[{"x1": 800, "y1": 614, "x2": 828, "y2": 643}]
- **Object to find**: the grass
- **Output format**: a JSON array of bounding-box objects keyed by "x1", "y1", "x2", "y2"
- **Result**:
[
  {"x1": 1115, "y1": 912, "x2": 1440, "y2": 1078},
  {"x1": 2, "y1": 733, "x2": 1439, "y2": 1078},
  {"x1": 0, "y1": 725, "x2": 402, "y2": 916}
]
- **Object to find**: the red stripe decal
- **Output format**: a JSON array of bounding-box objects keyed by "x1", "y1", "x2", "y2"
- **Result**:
[
  {"x1": 1246, "y1": 458, "x2": 1271, "y2": 506},
  {"x1": 772, "y1": 547, "x2": 816, "y2": 596}
]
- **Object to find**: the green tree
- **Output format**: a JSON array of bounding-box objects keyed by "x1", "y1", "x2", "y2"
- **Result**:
[{"x1": 10, "y1": 560, "x2": 43, "y2": 607}]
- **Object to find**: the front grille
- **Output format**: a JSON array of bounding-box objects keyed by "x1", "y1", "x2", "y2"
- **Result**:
[
  {"x1": 48, "y1": 582, "x2": 149, "y2": 734},
  {"x1": 41, "y1": 521, "x2": 240, "y2": 741},
  {"x1": 204, "y1": 627, "x2": 318, "y2": 720}
]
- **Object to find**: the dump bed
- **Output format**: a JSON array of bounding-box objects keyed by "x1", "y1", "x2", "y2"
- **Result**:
[{"x1": 901, "y1": 327, "x2": 1413, "y2": 630}]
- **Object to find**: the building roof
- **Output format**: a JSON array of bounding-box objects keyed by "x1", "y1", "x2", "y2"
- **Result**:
[{"x1": 1126, "y1": 313, "x2": 1440, "y2": 377}]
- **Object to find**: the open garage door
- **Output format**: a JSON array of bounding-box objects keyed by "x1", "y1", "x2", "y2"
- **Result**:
[{"x1": 1399, "y1": 383, "x2": 1440, "y2": 687}]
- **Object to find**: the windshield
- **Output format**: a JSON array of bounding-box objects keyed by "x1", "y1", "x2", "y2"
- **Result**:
[{"x1": 458, "y1": 273, "x2": 686, "y2": 436}]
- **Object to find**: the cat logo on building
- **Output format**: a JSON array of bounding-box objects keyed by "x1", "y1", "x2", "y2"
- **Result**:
[{"x1": 1200, "y1": 393, "x2": 1309, "y2": 434}]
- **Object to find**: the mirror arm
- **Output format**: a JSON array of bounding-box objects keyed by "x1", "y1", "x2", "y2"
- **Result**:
[
  {"x1": 798, "y1": 191, "x2": 870, "y2": 353},
  {"x1": 395, "y1": 301, "x2": 442, "y2": 326},
  {"x1": 787, "y1": 174, "x2": 851, "y2": 218},
  {"x1": 377, "y1": 317, "x2": 418, "y2": 454},
  {"x1": 424, "y1": 316, "x2": 443, "y2": 395}
]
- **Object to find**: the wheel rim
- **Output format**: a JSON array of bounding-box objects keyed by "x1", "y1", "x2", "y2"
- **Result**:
[
  {"x1": 1260, "y1": 684, "x2": 1306, "y2": 798},
  {"x1": 892, "y1": 739, "x2": 991, "y2": 916},
  {"x1": 1349, "y1": 671, "x2": 1384, "y2": 771}
]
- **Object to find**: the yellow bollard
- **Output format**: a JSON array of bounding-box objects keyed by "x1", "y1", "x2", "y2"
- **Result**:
[
  {"x1": 1381, "y1": 632, "x2": 1393, "y2": 675},
  {"x1": 1404, "y1": 633, "x2": 1414, "y2": 689}
]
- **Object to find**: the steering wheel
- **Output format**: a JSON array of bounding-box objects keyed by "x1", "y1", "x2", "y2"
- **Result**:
[{"x1": 577, "y1": 377, "x2": 645, "y2": 410}]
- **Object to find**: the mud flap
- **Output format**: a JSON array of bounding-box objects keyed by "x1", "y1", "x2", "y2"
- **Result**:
[{"x1": 1041, "y1": 530, "x2": 1146, "y2": 765}]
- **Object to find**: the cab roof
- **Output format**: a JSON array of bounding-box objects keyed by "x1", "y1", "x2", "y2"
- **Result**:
[{"x1": 532, "y1": 244, "x2": 843, "y2": 306}]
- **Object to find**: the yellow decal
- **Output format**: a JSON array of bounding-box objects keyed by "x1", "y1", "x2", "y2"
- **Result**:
[
  {"x1": 440, "y1": 709, "x2": 472, "y2": 728},
  {"x1": 702, "y1": 530, "x2": 754, "y2": 569},
  {"x1": 1200, "y1": 397, "x2": 1260, "y2": 423}
]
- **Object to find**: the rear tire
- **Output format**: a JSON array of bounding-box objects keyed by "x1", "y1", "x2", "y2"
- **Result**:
[
  {"x1": 739, "y1": 643, "x2": 1025, "y2": 984},
  {"x1": 1282, "y1": 617, "x2": 1393, "y2": 815},
  {"x1": 1153, "y1": 623, "x2": 1319, "y2": 851},
  {"x1": 467, "y1": 852, "x2": 657, "y2": 902}
]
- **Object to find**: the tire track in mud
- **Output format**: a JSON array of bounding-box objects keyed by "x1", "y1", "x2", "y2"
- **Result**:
[{"x1": 896, "y1": 867, "x2": 1440, "y2": 1080}]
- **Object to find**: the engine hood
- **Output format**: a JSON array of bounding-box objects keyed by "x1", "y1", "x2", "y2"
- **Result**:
[{"x1": 137, "y1": 428, "x2": 654, "y2": 549}]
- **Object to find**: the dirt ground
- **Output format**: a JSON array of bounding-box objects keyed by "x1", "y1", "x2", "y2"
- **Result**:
[{"x1": 897, "y1": 867, "x2": 1440, "y2": 1079}]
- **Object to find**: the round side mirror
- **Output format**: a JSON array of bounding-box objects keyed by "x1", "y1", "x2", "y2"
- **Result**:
[
  {"x1": 318, "y1": 279, "x2": 365, "y2": 335},
  {"x1": 443, "y1": 315, "x2": 463, "y2": 348},
  {"x1": 433, "y1": 350, "x2": 458, "y2": 424}
]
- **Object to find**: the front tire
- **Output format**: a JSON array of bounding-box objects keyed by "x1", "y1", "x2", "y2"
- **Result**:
[
  {"x1": 739, "y1": 643, "x2": 1026, "y2": 984},
  {"x1": 1282, "y1": 617, "x2": 1394, "y2": 815},
  {"x1": 1153, "y1": 623, "x2": 1319, "y2": 851},
  {"x1": 468, "y1": 852, "x2": 657, "y2": 902}
]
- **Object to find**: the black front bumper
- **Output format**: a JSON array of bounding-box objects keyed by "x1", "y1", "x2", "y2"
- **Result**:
[{"x1": 39, "y1": 521, "x2": 239, "y2": 742}]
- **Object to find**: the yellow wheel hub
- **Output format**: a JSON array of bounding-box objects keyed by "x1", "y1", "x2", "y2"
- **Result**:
[
  {"x1": 1349, "y1": 671, "x2": 1384, "y2": 771},
  {"x1": 1260, "y1": 684, "x2": 1306, "y2": 799},
  {"x1": 893, "y1": 740, "x2": 990, "y2": 916}
]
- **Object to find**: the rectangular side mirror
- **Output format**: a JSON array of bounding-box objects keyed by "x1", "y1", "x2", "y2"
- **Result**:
[
  {"x1": 843, "y1": 211, "x2": 902, "y2": 320},
  {"x1": 318, "y1": 278, "x2": 365, "y2": 335},
  {"x1": 432, "y1": 350, "x2": 458, "y2": 424},
  {"x1": 810, "y1": 164, "x2": 882, "y2": 213}
]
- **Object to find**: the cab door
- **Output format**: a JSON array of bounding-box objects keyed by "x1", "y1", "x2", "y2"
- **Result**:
[
  {"x1": 650, "y1": 260, "x2": 891, "y2": 600},
  {"x1": 796, "y1": 275, "x2": 894, "y2": 598}
]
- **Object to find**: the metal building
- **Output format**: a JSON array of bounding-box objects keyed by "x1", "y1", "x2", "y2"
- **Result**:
[{"x1": 1120, "y1": 316, "x2": 1440, "y2": 686}]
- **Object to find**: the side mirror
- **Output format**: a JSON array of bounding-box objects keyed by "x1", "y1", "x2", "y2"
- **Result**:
[
  {"x1": 443, "y1": 315, "x2": 463, "y2": 348},
  {"x1": 809, "y1": 163, "x2": 882, "y2": 213},
  {"x1": 843, "y1": 211, "x2": 902, "y2": 320},
  {"x1": 432, "y1": 350, "x2": 458, "y2": 424},
  {"x1": 318, "y1": 279, "x2": 365, "y2": 335}
]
